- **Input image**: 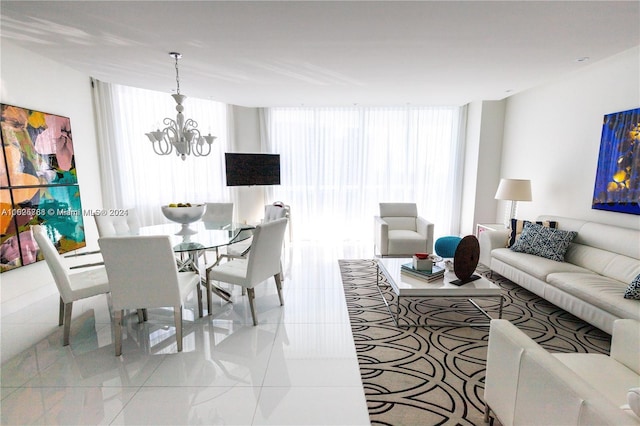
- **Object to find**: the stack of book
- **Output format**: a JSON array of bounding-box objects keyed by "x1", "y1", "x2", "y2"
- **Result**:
[{"x1": 400, "y1": 263, "x2": 445, "y2": 282}]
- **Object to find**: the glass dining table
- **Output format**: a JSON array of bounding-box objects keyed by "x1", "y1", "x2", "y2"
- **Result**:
[{"x1": 137, "y1": 221, "x2": 255, "y2": 306}]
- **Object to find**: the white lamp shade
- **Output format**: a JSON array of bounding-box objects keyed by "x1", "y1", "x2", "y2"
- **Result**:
[{"x1": 495, "y1": 178, "x2": 532, "y2": 201}]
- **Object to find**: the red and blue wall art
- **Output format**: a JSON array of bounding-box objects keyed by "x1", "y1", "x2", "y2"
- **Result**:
[
  {"x1": 592, "y1": 107, "x2": 640, "y2": 215},
  {"x1": 1, "y1": 104, "x2": 86, "y2": 272}
]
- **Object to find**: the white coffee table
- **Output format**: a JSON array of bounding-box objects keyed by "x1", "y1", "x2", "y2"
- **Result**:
[{"x1": 377, "y1": 257, "x2": 504, "y2": 327}]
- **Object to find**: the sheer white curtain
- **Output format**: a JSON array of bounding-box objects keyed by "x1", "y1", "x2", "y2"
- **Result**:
[
  {"x1": 92, "y1": 80, "x2": 231, "y2": 226},
  {"x1": 262, "y1": 106, "x2": 465, "y2": 242}
]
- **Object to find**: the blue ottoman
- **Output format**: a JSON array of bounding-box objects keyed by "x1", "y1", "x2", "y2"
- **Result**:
[{"x1": 435, "y1": 236, "x2": 462, "y2": 258}]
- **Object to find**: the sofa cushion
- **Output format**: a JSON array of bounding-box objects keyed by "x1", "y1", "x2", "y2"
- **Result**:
[
  {"x1": 553, "y1": 353, "x2": 640, "y2": 409},
  {"x1": 507, "y1": 219, "x2": 557, "y2": 247},
  {"x1": 388, "y1": 230, "x2": 427, "y2": 253},
  {"x1": 625, "y1": 274, "x2": 640, "y2": 300},
  {"x1": 511, "y1": 222, "x2": 577, "y2": 262},
  {"x1": 492, "y1": 248, "x2": 590, "y2": 282},
  {"x1": 546, "y1": 272, "x2": 640, "y2": 320},
  {"x1": 563, "y1": 243, "x2": 640, "y2": 284}
]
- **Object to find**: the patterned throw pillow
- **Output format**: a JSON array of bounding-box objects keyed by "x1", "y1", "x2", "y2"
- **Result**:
[
  {"x1": 507, "y1": 219, "x2": 558, "y2": 247},
  {"x1": 510, "y1": 222, "x2": 577, "y2": 262},
  {"x1": 624, "y1": 274, "x2": 640, "y2": 300}
]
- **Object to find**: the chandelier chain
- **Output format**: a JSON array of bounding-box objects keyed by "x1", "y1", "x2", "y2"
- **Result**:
[{"x1": 174, "y1": 55, "x2": 181, "y2": 95}]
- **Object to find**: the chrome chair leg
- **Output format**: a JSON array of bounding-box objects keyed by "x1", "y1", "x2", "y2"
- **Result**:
[
  {"x1": 274, "y1": 274, "x2": 284, "y2": 306},
  {"x1": 106, "y1": 293, "x2": 114, "y2": 322},
  {"x1": 62, "y1": 302, "x2": 73, "y2": 346},
  {"x1": 174, "y1": 305, "x2": 183, "y2": 352},
  {"x1": 114, "y1": 310, "x2": 123, "y2": 356},
  {"x1": 58, "y1": 297, "x2": 65, "y2": 326},
  {"x1": 205, "y1": 270, "x2": 213, "y2": 315},
  {"x1": 246, "y1": 288, "x2": 258, "y2": 326},
  {"x1": 196, "y1": 279, "x2": 203, "y2": 318}
]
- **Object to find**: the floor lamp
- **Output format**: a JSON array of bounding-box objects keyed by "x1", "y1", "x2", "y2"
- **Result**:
[{"x1": 495, "y1": 178, "x2": 532, "y2": 227}]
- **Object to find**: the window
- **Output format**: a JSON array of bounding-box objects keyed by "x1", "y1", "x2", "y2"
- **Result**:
[
  {"x1": 93, "y1": 81, "x2": 230, "y2": 225},
  {"x1": 263, "y1": 106, "x2": 464, "y2": 242}
]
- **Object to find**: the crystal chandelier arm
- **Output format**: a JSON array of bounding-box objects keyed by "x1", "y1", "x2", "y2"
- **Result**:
[
  {"x1": 163, "y1": 117, "x2": 178, "y2": 127},
  {"x1": 193, "y1": 134, "x2": 215, "y2": 157},
  {"x1": 183, "y1": 119, "x2": 200, "y2": 156},
  {"x1": 162, "y1": 122, "x2": 186, "y2": 157},
  {"x1": 146, "y1": 131, "x2": 173, "y2": 155},
  {"x1": 193, "y1": 142, "x2": 213, "y2": 157},
  {"x1": 164, "y1": 123, "x2": 179, "y2": 142},
  {"x1": 151, "y1": 140, "x2": 171, "y2": 156},
  {"x1": 183, "y1": 118, "x2": 198, "y2": 132}
]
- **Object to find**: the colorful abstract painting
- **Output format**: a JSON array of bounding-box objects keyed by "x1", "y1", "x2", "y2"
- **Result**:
[
  {"x1": 1, "y1": 104, "x2": 85, "y2": 272},
  {"x1": 592, "y1": 107, "x2": 640, "y2": 215}
]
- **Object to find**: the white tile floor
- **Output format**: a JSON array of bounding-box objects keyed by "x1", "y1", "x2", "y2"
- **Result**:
[{"x1": 1, "y1": 242, "x2": 373, "y2": 425}]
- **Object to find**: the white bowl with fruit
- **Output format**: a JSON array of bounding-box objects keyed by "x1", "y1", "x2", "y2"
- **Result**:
[{"x1": 161, "y1": 203, "x2": 206, "y2": 235}]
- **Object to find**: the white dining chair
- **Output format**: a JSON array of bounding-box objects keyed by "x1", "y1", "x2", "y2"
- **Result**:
[
  {"x1": 208, "y1": 218, "x2": 288, "y2": 325},
  {"x1": 64, "y1": 208, "x2": 142, "y2": 267},
  {"x1": 199, "y1": 202, "x2": 234, "y2": 263},
  {"x1": 95, "y1": 208, "x2": 187, "y2": 282},
  {"x1": 202, "y1": 202, "x2": 233, "y2": 229},
  {"x1": 203, "y1": 203, "x2": 288, "y2": 309},
  {"x1": 98, "y1": 235, "x2": 202, "y2": 356},
  {"x1": 65, "y1": 208, "x2": 141, "y2": 267},
  {"x1": 31, "y1": 225, "x2": 110, "y2": 346},
  {"x1": 227, "y1": 202, "x2": 288, "y2": 258},
  {"x1": 94, "y1": 208, "x2": 141, "y2": 236}
]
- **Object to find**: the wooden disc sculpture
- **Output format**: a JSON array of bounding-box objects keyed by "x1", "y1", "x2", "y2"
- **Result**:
[{"x1": 453, "y1": 235, "x2": 480, "y2": 283}]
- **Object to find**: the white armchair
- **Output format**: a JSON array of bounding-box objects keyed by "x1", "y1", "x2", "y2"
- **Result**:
[
  {"x1": 484, "y1": 319, "x2": 640, "y2": 425},
  {"x1": 374, "y1": 202, "x2": 434, "y2": 257}
]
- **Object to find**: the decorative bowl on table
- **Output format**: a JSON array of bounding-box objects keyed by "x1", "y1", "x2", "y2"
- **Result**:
[{"x1": 161, "y1": 203, "x2": 206, "y2": 235}]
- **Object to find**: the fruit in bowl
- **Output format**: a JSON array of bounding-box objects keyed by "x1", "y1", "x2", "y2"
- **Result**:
[{"x1": 161, "y1": 203, "x2": 206, "y2": 235}]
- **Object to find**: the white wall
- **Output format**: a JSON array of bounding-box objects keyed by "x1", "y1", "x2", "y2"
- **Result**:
[
  {"x1": 1, "y1": 41, "x2": 104, "y2": 312},
  {"x1": 461, "y1": 100, "x2": 505, "y2": 236},
  {"x1": 230, "y1": 105, "x2": 265, "y2": 224},
  {"x1": 460, "y1": 102, "x2": 482, "y2": 236},
  {"x1": 498, "y1": 46, "x2": 640, "y2": 230}
]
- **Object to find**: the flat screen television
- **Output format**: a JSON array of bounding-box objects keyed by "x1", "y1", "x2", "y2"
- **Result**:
[{"x1": 225, "y1": 153, "x2": 281, "y2": 186}]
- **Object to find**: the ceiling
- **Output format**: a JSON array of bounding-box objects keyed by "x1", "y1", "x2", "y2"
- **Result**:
[{"x1": 1, "y1": 1, "x2": 638, "y2": 107}]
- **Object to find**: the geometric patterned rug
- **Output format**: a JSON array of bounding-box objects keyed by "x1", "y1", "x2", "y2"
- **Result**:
[{"x1": 338, "y1": 259, "x2": 611, "y2": 426}]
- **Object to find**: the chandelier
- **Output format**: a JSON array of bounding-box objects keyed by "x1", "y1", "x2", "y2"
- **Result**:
[{"x1": 145, "y1": 52, "x2": 216, "y2": 161}]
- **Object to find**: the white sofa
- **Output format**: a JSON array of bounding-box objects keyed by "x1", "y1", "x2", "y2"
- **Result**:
[
  {"x1": 479, "y1": 215, "x2": 640, "y2": 334},
  {"x1": 484, "y1": 319, "x2": 640, "y2": 425}
]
